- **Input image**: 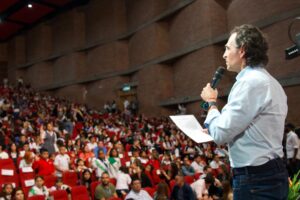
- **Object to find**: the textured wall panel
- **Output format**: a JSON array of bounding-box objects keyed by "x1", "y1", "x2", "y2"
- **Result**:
[
  {"x1": 169, "y1": 0, "x2": 227, "y2": 51},
  {"x1": 26, "y1": 24, "x2": 52, "y2": 62},
  {"x1": 85, "y1": 76, "x2": 129, "y2": 109},
  {"x1": 125, "y1": 0, "x2": 168, "y2": 29},
  {"x1": 173, "y1": 46, "x2": 229, "y2": 97},
  {"x1": 85, "y1": 0, "x2": 127, "y2": 44},
  {"x1": 85, "y1": 41, "x2": 128, "y2": 78},
  {"x1": 54, "y1": 84, "x2": 86, "y2": 104},
  {"x1": 129, "y1": 22, "x2": 169, "y2": 66},
  {"x1": 53, "y1": 52, "x2": 85, "y2": 83},
  {"x1": 136, "y1": 64, "x2": 173, "y2": 116},
  {"x1": 25, "y1": 62, "x2": 53, "y2": 88},
  {"x1": 227, "y1": 0, "x2": 300, "y2": 28}
]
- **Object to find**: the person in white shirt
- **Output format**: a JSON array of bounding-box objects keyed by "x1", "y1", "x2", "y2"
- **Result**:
[
  {"x1": 191, "y1": 154, "x2": 206, "y2": 174},
  {"x1": 0, "y1": 144, "x2": 9, "y2": 159},
  {"x1": 285, "y1": 123, "x2": 299, "y2": 177},
  {"x1": 54, "y1": 146, "x2": 70, "y2": 177},
  {"x1": 125, "y1": 179, "x2": 153, "y2": 200},
  {"x1": 295, "y1": 128, "x2": 300, "y2": 173},
  {"x1": 116, "y1": 166, "x2": 132, "y2": 198},
  {"x1": 92, "y1": 149, "x2": 112, "y2": 178},
  {"x1": 28, "y1": 176, "x2": 49, "y2": 199},
  {"x1": 209, "y1": 155, "x2": 224, "y2": 169}
]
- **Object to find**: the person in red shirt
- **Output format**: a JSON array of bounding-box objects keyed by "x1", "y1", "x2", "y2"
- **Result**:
[{"x1": 32, "y1": 148, "x2": 55, "y2": 176}]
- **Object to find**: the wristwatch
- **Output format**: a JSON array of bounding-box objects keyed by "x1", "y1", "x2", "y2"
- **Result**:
[
  {"x1": 207, "y1": 101, "x2": 217, "y2": 109},
  {"x1": 201, "y1": 101, "x2": 217, "y2": 111}
]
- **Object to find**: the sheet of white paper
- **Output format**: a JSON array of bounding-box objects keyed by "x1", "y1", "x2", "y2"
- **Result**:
[
  {"x1": 22, "y1": 167, "x2": 33, "y2": 173},
  {"x1": 1, "y1": 169, "x2": 14, "y2": 176},
  {"x1": 25, "y1": 179, "x2": 35, "y2": 187},
  {"x1": 170, "y1": 115, "x2": 213, "y2": 143}
]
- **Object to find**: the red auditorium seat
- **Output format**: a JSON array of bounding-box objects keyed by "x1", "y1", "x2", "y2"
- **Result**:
[
  {"x1": 71, "y1": 186, "x2": 90, "y2": 200},
  {"x1": 43, "y1": 174, "x2": 57, "y2": 188},
  {"x1": 108, "y1": 197, "x2": 122, "y2": 200},
  {"x1": 0, "y1": 169, "x2": 19, "y2": 188},
  {"x1": 90, "y1": 181, "x2": 101, "y2": 200},
  {"x1": 109, "y1": 178, "x2": 116, "y2": 186},
  {"x1": 27, "y1": 195, "x2": 45, "y2": 200},
  {"x1": 62, "y1": 171, "x2": 78, "y2": 187},
  {"x1": 0, "y1": 159, "x2": 19, "y2": 187},
  {"x1": 184, "y1": 175, "x2": 194, "y2": 184},
  {"x1": 143, "y1": 187, "x2": 156, "y2": 197},
  {"x1": 169, "y1": 179, "x2": 176, "y2": 191},
  {"x1": 194, "y1": 172, "x2": 202, "y2": 180},
  {"x1": 50, "y1": 190, "x2": 68, "y2": 200},
  {"x1": 19, "y1": 167, "x2": 35, "y2": 181},
  {"x1": 0, "y1": 158, "x2": 16, "y2": 171}
]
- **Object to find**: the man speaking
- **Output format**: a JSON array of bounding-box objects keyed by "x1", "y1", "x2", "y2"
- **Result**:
[{"x1": 201, "y1": 24, "x2": 289, "y2": 200}]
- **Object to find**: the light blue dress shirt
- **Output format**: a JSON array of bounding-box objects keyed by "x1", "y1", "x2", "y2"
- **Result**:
[{"x1": 204, "y1": 66, "x2": 287, "y2": 168}]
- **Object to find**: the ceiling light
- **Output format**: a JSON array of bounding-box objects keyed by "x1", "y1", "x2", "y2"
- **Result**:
[{"x1": 28, "y1": 4, "x2": 33, "y2": 8}]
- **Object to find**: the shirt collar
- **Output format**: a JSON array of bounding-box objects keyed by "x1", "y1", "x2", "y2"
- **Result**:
[{"x1": 236, "y1": 65, "x2": 264, "y2": 81}]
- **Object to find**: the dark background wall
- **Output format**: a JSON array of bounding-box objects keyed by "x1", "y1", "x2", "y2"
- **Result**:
[{"x1": 3, "y1": 0, "x2": 300, "y2": 124}]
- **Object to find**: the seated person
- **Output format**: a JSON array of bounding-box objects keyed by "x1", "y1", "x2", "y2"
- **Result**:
[
  {"x1": 95, "y1": 172, "x2": 118, "y2": 200},
  {"x1": 28, "y1": 176, "x2": 49, "y2": 199},
  {"x1": 125, "y1": 178, "x2": 153, "y2": 200}
]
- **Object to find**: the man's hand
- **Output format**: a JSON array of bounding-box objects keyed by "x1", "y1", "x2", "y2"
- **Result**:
[{"x1": 201, "y1": 83, "x2": 218, "y2": 102}]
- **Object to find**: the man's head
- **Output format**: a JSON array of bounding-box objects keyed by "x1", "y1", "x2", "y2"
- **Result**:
[
  {"x1": 40, "y1": 148, "x2": 49, "y2": 159},
  {"x1": 204, "y1": 173, "x2": 215, "y2": 188},
  {"x1": 59, "y1": 146, "x2": 66, "y2": 154},
  {"x1": 223, "y1": 24, "x2": 268, "y2": 72},
  {"x1": 203, "y1": 165, "x2": 212, "y2": 174},
  {"x1": 131, "y1": 178, "x2": 142, "y2": 193},
  {"x1": 175, "y1": 173, "x2": 185, "y2": 187},
  {"x1": 98, "y1": 149, "x2": 106, "y2": 159},
  {"x1": 101, "y1": 172, "x2": 110, "y2": 186},
  {"x1": 183, "y1": 156, "x2": 191, "y2": 166},
  {"x1": 285, "y1": 123, "x2": 295, "y2": 134}
]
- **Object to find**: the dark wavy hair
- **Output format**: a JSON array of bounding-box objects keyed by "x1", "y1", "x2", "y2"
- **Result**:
[{"x1": 231, "y1": 24, "x2": 269, "y2": 67}]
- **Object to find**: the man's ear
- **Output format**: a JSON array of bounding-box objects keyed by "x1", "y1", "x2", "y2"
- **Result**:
[{"x1": 239, "y1": 46, "x2": 245, "y2": 59}]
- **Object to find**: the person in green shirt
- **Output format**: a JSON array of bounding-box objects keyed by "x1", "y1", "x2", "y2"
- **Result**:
[{"x1": 95, "y1": 172, "x2": 118, "y2": 200}]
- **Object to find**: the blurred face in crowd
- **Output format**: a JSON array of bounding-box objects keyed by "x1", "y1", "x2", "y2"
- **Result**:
[
  {"x1": 175, "y1": 175, "x2": 185, "y2": 187},
  {"x1": 101, "y1": 173, "x2": 110, "y2": 186},
  {"x1": 14, "y1": 189, "x2": 25, "y2": 200},
  {"x1": 183, "y1": 157, "x2": 190, "y2": 166},
  {"x1": 47, "y1": 123, "x2": 53, "y2": 131},
  {"x1": 83, "y1": 171, "x2": 91, "y2": 180},
  {"x1": 3, "y1": 184, "x2": 13, "y2": 195},
  {"x1": 35, "y1": 177, "x2": 44, "y2": 188},
  {"x1": 131, "y1": 180, "x2": 142, "y2": 193},
  {"x1": 98, "y1": 150, "x2": 105, "y2": 160},
  {"x1": 41, "y1": 151, "x2": 49, "y2": 159},
  {"x1": 59, "y1": 146, "x2": 66, "y2": 155}
]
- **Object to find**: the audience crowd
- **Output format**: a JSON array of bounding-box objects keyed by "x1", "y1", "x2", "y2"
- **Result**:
[{"x1": 0, "y1": 82, "x2": 299, "y2": 200}]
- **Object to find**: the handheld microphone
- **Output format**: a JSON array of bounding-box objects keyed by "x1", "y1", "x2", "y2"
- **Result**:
[
  {"x1": 210, "y1": 66, "x2": 226, "y2": 89},
  {"x1": 201, "y1": 66, "x2": 226, "y2": 110}
]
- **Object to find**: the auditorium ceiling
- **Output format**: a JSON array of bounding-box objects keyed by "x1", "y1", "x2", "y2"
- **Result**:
[{"x1": 0, "y1": 0, "x2": 89, "y2": 42}]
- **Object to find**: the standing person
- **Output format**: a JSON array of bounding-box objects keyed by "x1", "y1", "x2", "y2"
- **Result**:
[
  {"x1": 54, "y1": 146, "x2": 70, "y2": 177},
  {"x1": 201, "y1": 24, "x2": 288, "y2": 199},
  {"x1": 32, "y1": 148, "x2": 55, "y2": 176},
  {"x1": 285, "y1": 123, "x2": 299, "y2": 177},
  {"x1": 40, "y1": 122, "x2": 57, "y2": 155}
]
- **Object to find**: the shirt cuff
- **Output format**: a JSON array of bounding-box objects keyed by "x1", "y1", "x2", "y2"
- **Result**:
[{"x1": 204, "y1": 109, "x2": 220, "y2": 128}]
